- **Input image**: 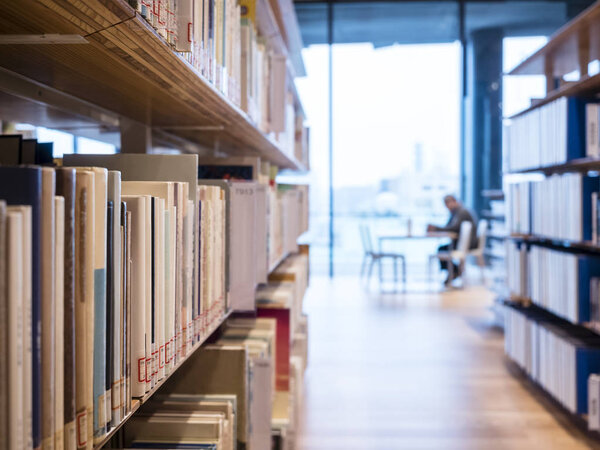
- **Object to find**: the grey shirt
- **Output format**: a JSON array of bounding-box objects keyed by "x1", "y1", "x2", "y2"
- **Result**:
[{"x1": 435, "y1": 205, "x2": 478, "y2": 249}]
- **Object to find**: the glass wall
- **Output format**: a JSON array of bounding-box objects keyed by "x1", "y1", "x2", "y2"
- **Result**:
[{"x1": 295, "y1": 0, "x2": 594, "y2": 277}]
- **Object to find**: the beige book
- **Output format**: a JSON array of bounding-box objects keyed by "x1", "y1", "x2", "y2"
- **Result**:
[
  {"x1": 143, "y1": 196, "x2": 152, "y2": 391},
  {"x1": 159, "y1": 345, "x2": 249, "y2": 447},
  {"x1": 166, "y1": 206, "x2": 176, "y2": 373},
  {"x1": 7, "y1": 209, "x2": 25, "y2": 450},
  {"x1": 73, "y1": 170, "x2": 94, "y2": 450},
  {"x1": 54, "y1": 197, "x2": 65, "y2": 450},
  {"x1": 124, "y1": 412, "x2": 224, "y2": 447},
  {"x1": 9, "y1": 205, "x2": 34, "y2": 450},
  {"x1": 121, "y1": 182, "x2": 174, "y2": 380},
  {"x1": 121, "y1": 196, "x2": 148, "y2": 398},
  {"x1": 41, "y1": 168, "x2": 56, "y2": 450},
  {"x1": 183, "y1": 199, "x2": 194, "y2": 356},
  {"x1": 150, "y1": 397, "x2": 235, "y2": 450}
]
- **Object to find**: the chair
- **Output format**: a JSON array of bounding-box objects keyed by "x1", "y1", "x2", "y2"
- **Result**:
[
  {"x1": 359, "y1": 225, "x2": 406, "y2": 288},
  {"x1": 428, "y1": 221, "x2": 473, "y2": 286},
  {"x1": 468, "y1": 219, "x2": 488, "y2": 281}
]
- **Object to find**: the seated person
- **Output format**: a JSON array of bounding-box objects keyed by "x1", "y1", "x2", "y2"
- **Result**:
[{"x1": 427, "y1": 194, "x2": 478, "y2": 285}]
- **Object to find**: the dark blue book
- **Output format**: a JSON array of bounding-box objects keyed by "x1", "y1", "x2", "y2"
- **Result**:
[
  {"x1": 581, "y1": 175, "x2": 599, "y2": 241},
  {"x1": 576, "y1": 256, "x2": 600, "y2": 322},
  {"x1": 0, "y1": 166, "x2": 42, "y2": 449}
]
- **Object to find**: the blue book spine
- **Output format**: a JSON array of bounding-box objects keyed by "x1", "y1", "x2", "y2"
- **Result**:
[
  {"x1": 567, "y1": 97, "x2": 588, "y2": 161},
  {"x1": 576, "y1": 347, "x2": 600, "y2": 414},
  {"x1": 577, "y1": 257, "x2": 600, "y2": 323},
  {"x1": 93, "y1": 269, "x2": 107, "y2": 438}
]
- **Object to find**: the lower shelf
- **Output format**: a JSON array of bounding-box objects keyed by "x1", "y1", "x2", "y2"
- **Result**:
[{"x1": 94, "y1": 308, "x2": 232, "y2": 449}]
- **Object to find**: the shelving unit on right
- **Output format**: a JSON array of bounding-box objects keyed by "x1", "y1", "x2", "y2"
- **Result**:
[{"x1": 503, "y1": 0, "x2": 600, "y2": 432}]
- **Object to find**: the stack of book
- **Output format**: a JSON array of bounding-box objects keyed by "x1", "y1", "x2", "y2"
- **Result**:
[
  {"x1": 258, "y1": 250, "x2": 309, "y2": 449},
  {"x1": 505, "y1": 303, "x2": 600, "y2": 415},
  {"x1": 0, "y1": 151, "x2": 310, "y2": 450},
  {"x1": 529, "y1": 246, "x2": 600, "y2": 324},
  {"x1": 129, "y1": 0, "x2": 306, "y2": 160},
  {"x1": 503, "y1": 96, "x2": 592, "y2": 172},
  {"x1": 506, "y1": 173, "x2": 599, "y2": 241},
  {"x1": 134, "y1": 316, "x2": 279, "y2": 449}
]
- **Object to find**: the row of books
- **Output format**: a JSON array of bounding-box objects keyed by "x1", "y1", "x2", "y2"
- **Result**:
[
  {"x1": 118, "y1": 249, "x2": 309, "y2": 450},
  {"x1": 506, "y1": 241, "x2": 600, "y2": 325},
  {"x1": 503, "y1": 96, "x2": 591, "y2": 172},
  {"x1": 505, "y1": 173, "x2": 598, "y2": 242},
  {"x1": 128, "y1": 0, "x2": 307, "y2": 163},
  {"x1": 0, "y1": 152, "x2": 309, "y2": 450},
  {"x1": 529, "y1": 246, "x2": 600, "y2": 324},
  {"x1": 504, "y1": 303, "x2": 600, "y2": 415}
]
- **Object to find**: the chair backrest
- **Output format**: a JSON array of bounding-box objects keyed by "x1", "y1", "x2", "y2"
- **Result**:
[
  {"x1": 476, "y1": 219, "x2": 488, "y2": 251},
  {"x1": 455, "y1": 221, "x2": 473, "y2": 255},
  {"x1": 359, "y1": 224, "x2": 374, "y2": 254}
]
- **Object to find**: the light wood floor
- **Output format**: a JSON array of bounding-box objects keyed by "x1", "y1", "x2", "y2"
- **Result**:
[{"x1": 297, "y1": 275, "x2": 600, "y2": 449}]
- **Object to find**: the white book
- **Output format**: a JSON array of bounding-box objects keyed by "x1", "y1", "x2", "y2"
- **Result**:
[
  {"x1": 54, "y1": 197, "x2": 65, "y2": 450},
  {"x1": 143, "y1": 196, "x2": 152, "y2": 391},
  {"x1": 121, "y1": 195, "x2": 148, "y2": 398},
  {"x1": 229, "y1": 182, "x2": 257, "y2": 312},
  {"x1": 10, "y1": 205, "x2": 34, "y2": 450},
  {"x1": 107, "y1": 172, "x2": 122, "y2": 428},
  {"x1": 41, "y1": 167, "x2": 56, "y2": 450},
  {"x1": 7, "y1": 209, "x2": 25, "y2": 450}
]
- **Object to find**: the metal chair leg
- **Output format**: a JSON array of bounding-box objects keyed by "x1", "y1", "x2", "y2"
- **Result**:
[
  {"x1": 367, "y1": 258, "x2": 375, "y2": 286},
  {"x1": 360, "y1": 254, "x2": 368, "y2": 278},
  {"x1": 393, "y1": 257, "x2": 398, "y2": 285}
]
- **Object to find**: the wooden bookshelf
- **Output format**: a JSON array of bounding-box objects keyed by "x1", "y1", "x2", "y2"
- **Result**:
[
  {"x1": 508, "y1": 234, "x2": 600, "y2": 255},
  {"x1": 505, "y1": 156, "x2": 600, "y2": 175},
  {"x1": 0, "y1": 0, "x2": 306, "y2": 170},
  {"x1": 508, "y1": 2, "x2": 600, "y2": 83},
  {"x1": 93, "y1": 307, "x2": 233, "y2": 449}
]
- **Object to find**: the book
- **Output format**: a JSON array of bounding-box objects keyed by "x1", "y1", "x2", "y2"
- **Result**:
[
  {"x1": 158, "y1": 345, "x2": 249, "y2": 448},
  {"x1": 587, "y1": 103, "x2": 600, "y2": 158},
  {"x1": 41, "y1": 167, "x2": 56, "y2": 450},
  {"x1": 73, "y1": 170, "x2": 94, "y2": 450},
  {"x1": 54, "y1": 196, "x2": 65, "y2": 450},
  {"x1": 55, "y1": 168, "x2": 77, "y2": 450},
  {"x1": 0, "y1": 166, "x2": 43, "y2": 450},
  {"x1": 590, "y1": 374, "x2": 600, "y2": 430},
  {"x1": 505, "y1": 303, "x2": 600, "y2": 414},
  {"x1": 6, "y1": 207, "x2": 25, "y2": 450},
  {"x1": 22, "y1": 139, "x2": 37, "y2": 164},
  {"x1": 120, "y1": 195, "x2": 148, "y2": 398},
  {"x1": 105, "y1": 201, "x2": 113, "y2": 433},
  {"x1": 107, "y1": 171, "x2": 122, "y2": 428}
]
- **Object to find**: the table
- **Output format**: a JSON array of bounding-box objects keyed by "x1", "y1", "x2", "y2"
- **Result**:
[{"x1": 376, "y1": 231, "x2": 458, "y2": 285}]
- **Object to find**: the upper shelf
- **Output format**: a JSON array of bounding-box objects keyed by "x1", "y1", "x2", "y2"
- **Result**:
[
  {"x1": 509, "y1": 2, "x2": 600, "y2": 77},
  {"x1": 504, "y1": 156, "x2": 600, "y2": 175},
  {"x1": 0, "y1": 0, "x2": 306, "y2": 170}
]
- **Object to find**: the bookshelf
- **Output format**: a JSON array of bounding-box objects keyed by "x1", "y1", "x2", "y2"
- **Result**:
[
  {"x1": 0, "y1": 0, "x2": 311, "y2": 448},
  {"x1": 94, "y1": 308, "x2": 233, "y2": 450},
  {"x1": 0, "y1": 0, "x2": 307, "y2": 170},
  {"x1": 504, "y1": 1, "x2": 600, "y2": 428}
]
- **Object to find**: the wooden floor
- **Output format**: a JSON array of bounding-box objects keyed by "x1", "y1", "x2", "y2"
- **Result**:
[{"x1": 297, "y1": 275, "x2": 600, "y2": 449}]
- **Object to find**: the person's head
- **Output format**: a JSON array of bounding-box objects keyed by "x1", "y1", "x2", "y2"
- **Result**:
[{"x1": 443, "y1": 194, "x2": 460, "y2": 212}]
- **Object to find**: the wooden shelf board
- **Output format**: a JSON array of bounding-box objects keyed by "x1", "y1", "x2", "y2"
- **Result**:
[
  {"x1": 508, "y1": 2, "x2": 600, "y2": 76},
  {"x1": 507, "y1": 72, "x2": 600, "y2": 120},
  {"x1": 93, "y1": 307, "x2": 232, "y2": 449},
  {"x1": 505, "y1": 156, "x2": 600, "y2": 175},
  {"x1": 0, "y1": 1, "x2": 303, "y2": 170},
  {"x1": 508, "y1": 234, "x2": 600, "y2": 255}
]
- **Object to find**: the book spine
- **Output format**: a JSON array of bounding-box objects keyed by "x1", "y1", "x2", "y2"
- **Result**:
[
  {"x1": 41, "y1": 168, "x2": 56, "y2": 450},
  {"x1": 105, "y1": 201, "x2": 113, "y2": 433},
  {"x1": 108, "y1": 173, "x2": 122, "y2": 428},
  {"x1": 56, "y1": 169, "x2": 76, "y2": 450},
  {"x1": 92, "y1": 169, "x2": 107, "y2": 443},
  {"x1": 54, "y1": 197, "x2": 65, "y2": 450},
  {"x1": 7, "y1": 210, "x2": 24, "y2": 450}
]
